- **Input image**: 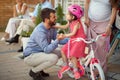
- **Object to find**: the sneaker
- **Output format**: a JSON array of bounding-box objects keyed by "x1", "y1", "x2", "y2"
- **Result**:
[
  {"x1": 29, "y1": 70, "x2": 45, "y2": 80},
  {"x1": 74, "y1": 71, "x2": 81, "y2": 79},
  {"x1": 60, "y1": 65, "x2": 70, "y2": 73},
  {"x1": 17, "y1": 46, "x2": 23, "y2": 52},
  {"x1": 0, "y1": 37, "x2": 5, "y2": 41},
  {"x1": 58, "y1": 65, "x2": 70, "y2": 79},
  {"x1": 39, "y1": 70, "x2": 49, "y2": 77},
  {"x1": 66, "y1": 70, "x2": 74, "y2": 78},
  {"x1": 58, "y1": 71, "x2": 63, "y2": 79}
]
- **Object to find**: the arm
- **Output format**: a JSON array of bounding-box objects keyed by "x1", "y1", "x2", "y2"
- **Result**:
[
  {"x1": 52, "y1": 28, "x2": 68, "y2": 44},
  {"x1": 54, "y1": 22, "x2": 69, "y2": 29},
  {"x1": 31, "y1": 4, "x2": 39, "y2": 23},
  {"x1": 105, "y1": 6, "x2": 117, "y2": 36},
  {"x1": 13, "y1": 5, "x2": 17, "y2": 17},
  {"x1": 34, "y1": 30, "x2": 64, "y2": 53},
  {"x1": 84, "y1": 0, "x2": 91, "y2": 27},
  {"x1": 21, "y1": 3, "x2": 27, "y2": 15},
  {"x1": 43, "y1": 2, "x2": 53, "y2": 9},
  {"x1": 65, "y1": 22, "x2": 80, "y2": 38}
]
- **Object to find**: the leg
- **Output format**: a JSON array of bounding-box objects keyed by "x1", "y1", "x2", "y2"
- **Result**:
[
  {"x1": 1, "y1": 32, "x2": 9, "y2": 41},
  {"x1": 95, "y1": 36, "x2": 109, "y2": 73},
  {"x1": 61, "y1": 50, "x2": 68, "y2": 63},
  {"x1": 5, "y1": 18, "x2": 21, "y2": 43},
  {"x1": 1, "y1": 18, "x2": 19, "y2": 40},
  {"x1": 24, "y1": 52, "x2": 59, "y2": 72},
  {"x1": 6, "y1": 19, "x2": 35, "y2": 44},
  {"x1": 87, "y1": 20, "x2": 110, "y2": 73},
  {"x1": 5, "y1": 18, "x2": 21, "y2": 38},
  {"x1": 24, "y1": 52, "x2": 58, "y2": 79},
  {"x1": 71, "y1": 57, "x2": 81, "y2": 79},
  {"x1": 16, "y1": 19, "x2": 35, "y2": 35},
  {"x1": 57, "y1": 51, "x2": 70, "y2": 79},
  {"x1": 71, "y1": 57, "x2": 78, "y2": 68}
]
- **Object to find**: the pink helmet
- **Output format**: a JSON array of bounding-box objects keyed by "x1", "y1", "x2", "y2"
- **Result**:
[{"x1": 68, "y1": 4, "x2": 83, "y2": 19}]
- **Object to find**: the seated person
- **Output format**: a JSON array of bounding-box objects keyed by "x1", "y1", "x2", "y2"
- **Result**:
[
  {"x1": 5, "y1": 0, "x2": 53, "y2": 44},
  {"x1": 1, "y1": 0, "x2": 30, "y2": 41},
  {"x1": 5, "y1": 0, "x2": 53, "y2": 52}
]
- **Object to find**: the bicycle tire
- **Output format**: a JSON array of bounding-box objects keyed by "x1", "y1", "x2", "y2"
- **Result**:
[{"x1": 90, "y1": 63, "x2": 105, "y2": 80}]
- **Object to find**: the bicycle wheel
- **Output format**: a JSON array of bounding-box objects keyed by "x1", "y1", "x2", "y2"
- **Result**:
[{"x1": 90, "y1": 63, "x2": 105, "y2": 80}]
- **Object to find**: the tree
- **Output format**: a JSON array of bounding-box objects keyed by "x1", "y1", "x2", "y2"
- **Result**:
[
  {"x1": 56, "y1": 4, "x2": 69, "y2": 34},
  {"x1": 21, "y1": 4, "x2": 42, "y2": 37},
  {"x1": 35, "y1": 4, "x2": 42, "y2": 26}
]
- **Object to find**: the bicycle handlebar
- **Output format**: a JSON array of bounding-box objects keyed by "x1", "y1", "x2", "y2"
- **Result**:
[{"x1": 72, "y1": 34, "x2": 107, "y2": 44}]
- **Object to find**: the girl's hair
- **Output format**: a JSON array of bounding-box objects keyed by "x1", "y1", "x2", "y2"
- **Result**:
[
  {"x1": 109, "y1": 0, "x2": 119, "y2": 8},
  {"x1": 69, "y1": 11, "x2": 78, "y2": 20}
]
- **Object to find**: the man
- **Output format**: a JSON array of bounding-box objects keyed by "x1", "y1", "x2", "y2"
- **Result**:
[
  {"x1": 23, "y1": 8, "x2": 64, "y2": 80},
  {"x1": 6, "y1": 0, "x2": 53, "y2": 46}
]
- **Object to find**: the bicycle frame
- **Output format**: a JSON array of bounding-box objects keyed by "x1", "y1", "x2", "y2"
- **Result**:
[
  {"x1": 58, "y1": 34, "x2": 106, "y2": 80},
  {"x1": 80, "y1": 43, "x2": 99, "y2": 68},
  {"x1": 73, "y1": 34, "x2": 104, "y2": 67},
  {"x1": 71, "y1": 34, "x2": 106, "y2": 80}
]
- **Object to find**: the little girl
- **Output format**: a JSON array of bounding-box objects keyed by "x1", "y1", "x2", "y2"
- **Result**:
[{"x1": 56, "y1": 4, "x2": 87, "y2": 79}]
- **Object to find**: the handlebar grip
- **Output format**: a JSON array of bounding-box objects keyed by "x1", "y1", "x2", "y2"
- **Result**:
[{"x1": 102, "y1": 33, "x2": 107, "y2": 37}]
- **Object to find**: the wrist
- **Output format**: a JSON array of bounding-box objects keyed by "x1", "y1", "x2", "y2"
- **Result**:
[
  {"x1": 107, "y1": 24, "x2": 112, "y2": 28},
  {"x1": 64, "y1": 34, "x2": 67, "y2": 38}
]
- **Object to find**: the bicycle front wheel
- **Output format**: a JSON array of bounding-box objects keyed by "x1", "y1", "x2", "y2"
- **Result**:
[{"x1": 90, "y1": 63, "x2": 105, "y2": 80}]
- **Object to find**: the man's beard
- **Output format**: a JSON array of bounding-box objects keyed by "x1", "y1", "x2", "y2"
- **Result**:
[{"x1": 49, "y1": 22, "x2": 56, "y2": 26}]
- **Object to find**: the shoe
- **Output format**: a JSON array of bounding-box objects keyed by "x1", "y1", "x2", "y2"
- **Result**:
[
  {"x1": 78, "y1": 64, "x2": 85, "y2": 76},
  {"x1": 74, "y1": 71, "x2": 81, "y2": 79},
  {"x1": 5, "y1": 38, "x2": 18, "y2": 44},
  {"x1": 40, "y1": 70, "x2": 50, "y2": 77},
  {"x1": 17, "y1": 46, "x2": 23, "y2": 52},
  {"x1": 29, "y1": 70, "x2": 45, "y2": 80},
  {"x1": 1, "y1": 37, "x2": 6, "y2": 41},
  {"x1": 5, "y1": 34, "x2": 19, "y2": 44},
  {"x1": 60, "y1": 65, "x2": 70, "y2": 73},
  {"x1": 58, "y1": 65, "x2": 70, "y2": 79},
  {"x1": 66, "y1": 70, "x2": 74, "y2": 78}
]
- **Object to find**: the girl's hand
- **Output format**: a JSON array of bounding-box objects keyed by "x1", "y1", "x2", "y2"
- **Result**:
[{"x1": 84, "y1": 18, "x2": 90, "y2": 27}]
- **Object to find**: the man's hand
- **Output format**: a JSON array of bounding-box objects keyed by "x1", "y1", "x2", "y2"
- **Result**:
[{"x1": 57, "y1": 33, "x2": 65, "y2": 40}]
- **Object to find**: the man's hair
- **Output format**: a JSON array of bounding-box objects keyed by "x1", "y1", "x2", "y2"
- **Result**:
[{"x1": 40, "y1": 8, "x2": 55, "y2": 22}]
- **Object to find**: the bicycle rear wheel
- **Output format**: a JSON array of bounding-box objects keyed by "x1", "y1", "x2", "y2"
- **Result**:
[{"x1": 90, "y1": 63, "x2": 105, "y2": 80}]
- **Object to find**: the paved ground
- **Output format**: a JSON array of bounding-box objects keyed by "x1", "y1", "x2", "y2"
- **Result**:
[{"x1": 0, "y1": 32, "x2": 120, "y2": 80}]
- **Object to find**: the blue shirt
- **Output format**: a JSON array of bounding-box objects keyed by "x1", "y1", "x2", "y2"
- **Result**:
[
  {"x1": 23, "y1": 22, "x2": 68, "y2": 57},
  {"x1": 33, "y1": 1, "x2": 53, "y2": 17}
]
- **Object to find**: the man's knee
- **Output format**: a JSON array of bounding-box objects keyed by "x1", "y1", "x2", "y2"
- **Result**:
[{"x1": 48, "y1": 54, "x2": 59, "y2": 65}]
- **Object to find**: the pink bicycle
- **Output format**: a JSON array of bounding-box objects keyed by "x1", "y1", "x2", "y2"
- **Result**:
[{"x1": 58, "y1": 34, "x2": 106, "y2": 80}]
